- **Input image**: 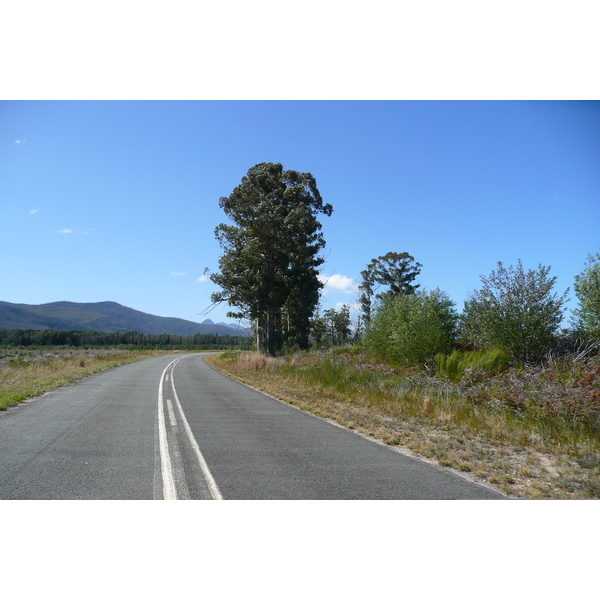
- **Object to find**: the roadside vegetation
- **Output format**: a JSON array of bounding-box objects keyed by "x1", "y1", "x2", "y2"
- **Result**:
[
  {"x1": 207, "y1": 239, "x2": 600, "y2": 499},
  {"x1": 207, "y1": 345, "x2": 600, "y2": 499}
]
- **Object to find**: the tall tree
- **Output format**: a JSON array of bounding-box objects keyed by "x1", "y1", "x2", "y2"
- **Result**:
[
  {"x1": 358, "y1": 251, "x2": 422, "y2": 322},
  {"x1": 323, "y1": 305, "x2": 352, "y2": 346},
  {"x1": 210, "y1": 163, "x2": 333, "y2": 355},
  {"x1": 357, "y1": 265, "x2": 376, "y2": 324},
  {"x1": 308, "y1": 309, "x2": 328, "y2": 349},
  {"x1": 372, "y1": 251, "x2": 423, "y2": 298}
]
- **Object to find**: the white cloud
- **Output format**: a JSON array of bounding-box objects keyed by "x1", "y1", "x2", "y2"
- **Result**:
[
  {"x1": 53, "y1": 227, "x2": 98, "y2": 235},
  {"x1": 197, "y1": 274, "x2": 209, "y2": 283},
  {"x1": 318, "y1": 273, "x2": 358, "y2": 295},
  {"x1": 171, "y1": 271, "x2": 186, "y2": 277},
  {"x1": 15, "y1": 139, "x2": 26, "y2": 144},
  {"x1": 29, "y1": 209, "x2": 39, "y2": 215}
]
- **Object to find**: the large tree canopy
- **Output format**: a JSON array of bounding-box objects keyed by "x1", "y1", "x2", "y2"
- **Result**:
[
  {"x1": 358, "y1": 251, "x2": 423, "y2": 323},
  {"x1": 210, "y1": 163, "x2": 333, "y2": 355}
]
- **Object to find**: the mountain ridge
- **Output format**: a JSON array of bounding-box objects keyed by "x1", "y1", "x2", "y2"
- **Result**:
[{"x1": 0, "y1": 301, "x2": 252, "y2": 337}]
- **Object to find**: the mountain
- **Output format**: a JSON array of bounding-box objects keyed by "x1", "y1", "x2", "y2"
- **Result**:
[
  {"x1": 0, "y1": 301, "x2": 252, "y2": 337},
  {"x1": 202, "y1": 318, "x2": 253, "y2": 335}
]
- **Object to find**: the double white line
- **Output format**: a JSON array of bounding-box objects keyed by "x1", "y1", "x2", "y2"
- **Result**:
[{"x1": 157, "y1": 357, "x2": 223, "y2": 500}]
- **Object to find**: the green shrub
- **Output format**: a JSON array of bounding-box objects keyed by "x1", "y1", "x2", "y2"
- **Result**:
[
  {"x1": 572, "y1": 247, "x2": 600, "y2": 341},
  {"x1": 460, "y1": 260, "x2": 569, "y2": 365},
  {"x1": 436, "y1": 348, "x2": 511, "y2": 381},
  {"x1": 365, "y1": 289, "x2": 457, "y2": 367}
]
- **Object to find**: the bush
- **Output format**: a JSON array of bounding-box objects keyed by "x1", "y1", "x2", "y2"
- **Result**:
[
  {"x1": 436, "y1": 348, "x2": 511, "y2": 382},
  {"x1": 460, "y1": 260, "x2": 569, "y2": 365},
  {"x1": 365, "y1": 289, "x2": 457, "y2": 367},
  {"x1": 572, "y1": 247, "x2": 600, "y2": 341}
]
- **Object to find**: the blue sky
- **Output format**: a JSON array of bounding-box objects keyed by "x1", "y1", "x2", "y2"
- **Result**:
[{"x1": 2, "y1": 100, "x2": 598, "y2": 329}]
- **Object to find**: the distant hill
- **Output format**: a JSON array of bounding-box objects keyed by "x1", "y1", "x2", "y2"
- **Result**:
[
  {"x1": 201, "y1": 318, "x2": 251, "y2": 329},
  {"x1": 0, "y1": 301, "x2": 252, "y2": 337}
]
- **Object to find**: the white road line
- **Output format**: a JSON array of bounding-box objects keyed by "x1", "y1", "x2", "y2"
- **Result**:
[
  {"x1": 166, "y1": 398, "x2": 178, "y2": 428},
  {"x1": 157, "y1": 358, "x2": 180, "y2": 500},
  {"x1": 171, "y1": 361, "x2": 223, "y2": 500}
]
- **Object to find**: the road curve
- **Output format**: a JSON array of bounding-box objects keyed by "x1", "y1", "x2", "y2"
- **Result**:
[{"x1": 0, "y1": 353, "x2": 505, "y2": 500}]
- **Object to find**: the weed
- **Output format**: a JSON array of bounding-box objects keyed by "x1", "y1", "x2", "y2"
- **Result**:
[
  {"x1": 8, "y1": 357, "x2": 30, "y2": 369},
  {"x1": 421, "y1": 397, "x2": 434, "y2": 417},
  {"x1": 436, "y1": 348, "x2": 510, "y2": 382},
  {"x1": 577, "y1": 453, "x2": 600, "y2": 469}
]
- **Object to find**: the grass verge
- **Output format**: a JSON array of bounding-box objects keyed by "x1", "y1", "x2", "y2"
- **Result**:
[
  {"x1": 206, "y1": 349, "x2": 600, "y2": 499},
  {"x1": 0, "y1": 347, "x2": 184, "y2": 410}
]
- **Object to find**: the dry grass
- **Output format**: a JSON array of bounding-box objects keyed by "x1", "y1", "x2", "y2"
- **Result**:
[
  {"x1": 206, "y1": 349, "x2": 600, "y2": 499},
  {"x1": 0, "y1": 347, "x2": 177, "y2": 410},
  {"x1": 236, "y1": 352, "x2": 281, "y2": 371}
]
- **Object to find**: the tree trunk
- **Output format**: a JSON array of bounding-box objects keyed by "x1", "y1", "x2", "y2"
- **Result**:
[
  {"x1": 256, "y1": 317, "x2": 265, "y2": 353},
  {"x1": 266, "y1": 307, "x2": 276, "y2": 356}
]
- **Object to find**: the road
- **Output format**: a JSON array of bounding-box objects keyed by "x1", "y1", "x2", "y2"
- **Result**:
[{"x1": 0, "y1": 353, "x2": 505, "y2": 499}]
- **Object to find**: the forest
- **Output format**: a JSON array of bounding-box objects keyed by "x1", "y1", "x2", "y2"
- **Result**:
[{"x1": 0, "y1": 328, "x2": 252, "y2": 349}]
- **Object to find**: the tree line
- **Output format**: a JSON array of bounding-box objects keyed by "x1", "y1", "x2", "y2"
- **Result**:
[
  {"x1": 0, "y1": 328, "x2": 252, "y2": 349},
  {"x1": 208, "y1": 162, "x2": 599, "y2": 365},
  {"x1": 358, "y1": 248, "x2": 599, "y2": 368}
]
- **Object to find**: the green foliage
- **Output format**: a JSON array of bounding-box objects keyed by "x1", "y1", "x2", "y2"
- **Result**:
[
  {"x1": 300, "y1": 356, "x2": 378, "y2": 393},
  {"x1": 357, "y1": 265, "x2": 376, "y2": 324},
  {"x1": 308, "y1": 311, "x2": 328, "y2": 349},
  {"x1": 358, "y1": 252, "x2": 422, "y2": 323},
  {"x1": 210, "y1": 163, "x2": 332, "y2": 355},
  {"x1": 460, "y1": 260, "x2": 569, "y2": 365},
  {"x1": 372, "y1": 251, "x2": 423, "y2": 298},
  {"x1": 0, "y1": 328, "x2": 251, "y2": 349},
  {"x1": 435, "y1": 348, "x2": 511, "y2": 381},
  {"x1": 8, "y1": 356, "x2": 31, "y2": 369},
  {"x1": 309, "y1": 305, "x2": 353, "y2": 349},
  {"x1": 364, "y1": 289, "x2": 457, "y2": 367},
  {"x1": 323, "y1": 305, "x2": 352, "y2": 346},
  {"x1": 572, "y1": 247, "x2": 600, "y2": 340}
]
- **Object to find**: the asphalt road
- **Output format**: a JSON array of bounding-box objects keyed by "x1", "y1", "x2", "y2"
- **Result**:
[{"x1": 0, "y1": 353, "x2": 505, "y2": 500}]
